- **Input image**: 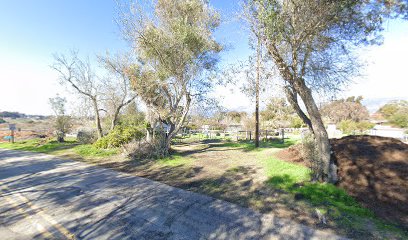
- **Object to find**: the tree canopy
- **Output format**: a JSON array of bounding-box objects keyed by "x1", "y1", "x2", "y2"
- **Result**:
[{"x1": 120, "y1": 0, "x2": 222, "y2": 151}]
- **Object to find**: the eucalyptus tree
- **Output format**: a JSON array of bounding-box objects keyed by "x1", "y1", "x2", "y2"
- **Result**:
[
  {"x1": 244, "y1": 0, "x2": 407, "y2": 182},
  {"x1": 119, "y1": 0, "x2": 222, "y2": 152}
]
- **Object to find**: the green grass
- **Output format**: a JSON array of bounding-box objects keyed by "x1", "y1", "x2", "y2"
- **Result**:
[
  {"x1": 264, "y1": 154, "x2": 373, "y2": 218},
  {"x1": 262, "y1": 155, "x2": 408, "y2": 237},
  {"x1": 157, "y1": 154, "x2": 193, "y2": 166},
  {"x1": 0, "y1": 138, "x2": 119, "y2": 158},
  {"x1": 0, "y1": 138, "x2": 77, "y2": 153},
  {"x1": 264, "y1": 156, "x2": 311, "y2": 183},
  {"x1": 219, "y1": 136, "x2": 300, "y2": 151},
  {"x1": 73, "y1": 144, "x2": 119, "y2": 157}
]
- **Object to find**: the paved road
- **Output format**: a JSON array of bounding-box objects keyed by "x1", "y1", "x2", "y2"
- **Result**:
[{"x1": 0, "y1": 149, "x2": 346, "y2": 240}]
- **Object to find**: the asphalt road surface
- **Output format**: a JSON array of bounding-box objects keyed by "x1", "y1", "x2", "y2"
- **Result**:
[{"x1": 0, "y1": 149, "x2": 347, "y2": 240}]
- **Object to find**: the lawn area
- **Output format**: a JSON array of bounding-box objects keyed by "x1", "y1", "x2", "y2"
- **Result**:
[
  {"x1": 0, "y1": 136, "x2": 406, "y2": 239},
  {"x1": 0, "y1": 138, "x2": 119, "y2": 158},
  {"x1": 127, "y1": 137, "x2": 406, "y2": 239}
]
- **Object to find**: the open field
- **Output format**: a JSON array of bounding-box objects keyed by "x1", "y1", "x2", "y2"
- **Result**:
[{"x1": 1, "y1": 136, "x2": 406, "y2": 239}]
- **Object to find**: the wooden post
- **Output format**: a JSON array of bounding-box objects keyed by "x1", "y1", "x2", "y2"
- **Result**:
[
  {"x1": 281, "y1": 128, "x2": 285, "y2": 143},
  {"x1": 265, "y1": 130, "x2": 268, "y2": 141},
  {"x1": 249, "y1": 131, "x2": 252, "y2": 141},
  {"x1": 11, "y1": 130, "x2": 15, "y2": 143}
]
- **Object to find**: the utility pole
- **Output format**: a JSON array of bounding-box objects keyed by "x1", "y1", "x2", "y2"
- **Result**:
[{"x1": 255, "y1": 35, "x2": 261, "y2": 148}]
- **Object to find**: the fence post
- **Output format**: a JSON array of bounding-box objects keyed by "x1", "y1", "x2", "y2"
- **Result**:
[
  {"x1": 11, "y1": 130, "x2": 15, "y2": 143},
  {"x1": 281, "y1": 128, "x2": 285, "y2": 143},
  {"x1": 265, "y1": 130, "x2": 268, "y2": 141},
  {"x1": 249, "y1": 131, "x2": 252, "y2": 141}
]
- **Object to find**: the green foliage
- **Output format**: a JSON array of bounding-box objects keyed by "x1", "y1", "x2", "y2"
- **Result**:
[
  {"x1": 290, "y1": 116, "x2": 304, "y2": 128},
  {"x1": 49, "y1": 95, "x2": 72, "y2": 142},
  {"x1": 265, "y1": 157, "x2": 311, "y2": 183},
  {"x1": 378, "y1": 100, "x2": 408, "y2": 128},
  {"x1": 261, "y1": 98, "x2": 300, "y2": 128},
  {"x1": 219, "y1": 137, "x2": 299, "y2": 151},
  {"x1": 337, "y1": 120, "x2": 374, "y2": 134},
  {"x1": 123, "y1": 0, "x2": 222, "y2": 152},
  {"x1": 94, "y1": 123, "x2": 145, "y2": 149},
  {"x1": 0, "y1": 118, "x2": 6, "y2": 124},
  {"x1": 268, "y1": 175, "x2": 373, "y2": 217},
  {"x1": 0, "y1": 138, "x2": 77, "y2": 153},
  {"x1": 264, "y1": 151, "x2": 374, "y2": 217},
  {"x1": 0, "y1": 137, "x2": 120, "y2": 158},
  {"x1": 74, "y1": 144, "x2": 119, "y2": 157}
]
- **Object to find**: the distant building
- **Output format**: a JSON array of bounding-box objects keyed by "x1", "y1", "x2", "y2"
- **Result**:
[{"x1": 225, "y1": 124, "x2": 243, "y2": 132}]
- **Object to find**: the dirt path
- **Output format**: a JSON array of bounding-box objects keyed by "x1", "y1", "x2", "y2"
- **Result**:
[{"x1": 0, "y1": 149, "x2": 346, "y2": 239}]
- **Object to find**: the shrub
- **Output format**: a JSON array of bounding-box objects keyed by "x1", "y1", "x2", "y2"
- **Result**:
[
  {"x1": 94, "y1": 124, "x2": 145, "y2": 149},
  {"x1": 338, "y1": 120, "x2": 374, "y2": 134},
  {"x1": 390, "y1": 112, "x2": 408, "y2": 128},
  {"x1": 123, "y1": 135, "x2": 168, "y2": 160},
  {"x1": 300, "y1": 131, "x2": 319, "y2": 180},
  {"x1": 337, "y1": 120, "x2": 357, "y2": 134},
  {"x1": 0, "y1": 118, "x2": 6, "y2": 124},
  {"x1": 77, "y1": 130, "x2": 98, "y2": 144}
]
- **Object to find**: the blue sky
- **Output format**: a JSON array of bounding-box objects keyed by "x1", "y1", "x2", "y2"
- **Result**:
[{"x1": 0, "y1": 1, "x2": 407, "y2": 115}]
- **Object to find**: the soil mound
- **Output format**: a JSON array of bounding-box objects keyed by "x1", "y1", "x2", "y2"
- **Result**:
[
  {"x1": 331, "y1": 135, "x2": 408, "y2": 227},
  {"x1": 275, "y1": 135, "x2": 408, "y2": 226}
]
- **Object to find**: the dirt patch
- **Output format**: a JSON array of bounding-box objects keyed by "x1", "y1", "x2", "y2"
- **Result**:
[
  {"x1": 275, "y1": 135, "x2": 408, "y2": 227},
  {"x1": 331, "y1": 135, "x2": 408, "y2": 228},
  {"x1": 274, "y1": 145, "x2": 308, "y2": 167}
]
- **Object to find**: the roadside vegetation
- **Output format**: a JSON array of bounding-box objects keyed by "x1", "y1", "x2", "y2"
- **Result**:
[
  {"x1": 0, "y1": 0, "x2": 407, "y2": 239},
  {"x1": 1, "y1": 135, "x2": 406, "y2": 239},
  {"x1": 0, "y1": 138, "x2": 119, "y2": 158}
]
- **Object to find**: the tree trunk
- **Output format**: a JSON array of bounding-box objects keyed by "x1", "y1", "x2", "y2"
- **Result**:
[
  {"x1": 295, "y1": 80, "x2": 337, "y2": 183},
  {"x1": 92, "y1": 99, "x2": 103, "y2": 139},
  {"x1": 164, "y1": 93, "x2": 191, "y2": 153},
  {"x1": 110, "y1": 108, "x2": 121, "y2": 131},
  {"x1": 145, "y1": 108, "x2": 155, "y2": 142},
  {"x1": 284, "y1": 85, "x2": 314, "y2": 133},
  {"x1": 165, "y1": 122, "x2": 176, "y2": 152},
  {"x1": 255, "y1": 35, "x2": 261, "y2": 148}
]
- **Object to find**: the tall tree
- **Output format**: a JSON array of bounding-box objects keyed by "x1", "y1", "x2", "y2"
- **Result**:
[
  {"x1": 98, "y1": 53, "x2": 138, "y2": 131},
  {"x1": 321, "y1": 96, "x2": 369, "y2": 124},
  {"x1": 120, "y1": 0, "x2": 222, "y2": 152},
  {"x1": 255, "y1": 36, "x2": 261, "y2": 147},
  {"x1": 52, "y1": 51, "x2": 104, "y2": 139},
  {"x1": 378, "y1": 100, "x2": 408, "y2": 128},
  {"x1": 49, "y1": 95, "x2": 72, "y2": 143},
  {"x1": 244, "y1": 0, "x2": 407, "y2": 182},
  {"x1": 261, "y1": 97, "x2": 300, "y2": 129}
]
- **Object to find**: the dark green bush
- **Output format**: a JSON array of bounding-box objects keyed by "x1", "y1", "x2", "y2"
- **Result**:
[
  {"x1": 77, "y1": 130, "x2": 98, "y2": 144},
  {"x1": 94, "y1": 123, "x2": 145, "y2": 149},
  {"x1": 0, "y1": 118, "x2": 6, "y2": 124}
]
